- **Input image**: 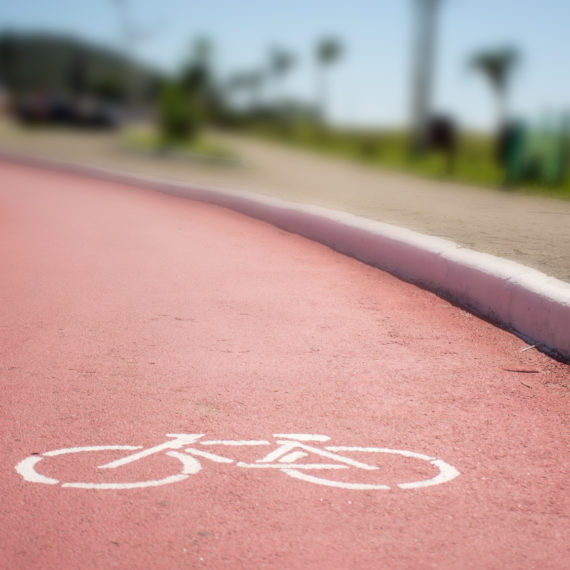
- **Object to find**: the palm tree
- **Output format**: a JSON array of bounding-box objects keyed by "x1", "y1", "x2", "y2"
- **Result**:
[
  {"x1": 226, "y1": 71, "x2": 248, "y2": 94},
  {"x1": 179, "y1": 37, "x2": 216, "y2": 123},
  {"x1": 315, "y1": 37, "x2": 343, "y2": 122},
  {"x1": 224, "y1": 70, "x2": 264, "y2": 112},
  {"x1": 269, "y1": 47, "x2": 295, "y2": 107},
  {"x1": 245, "y1": 69, "x2": 265, "y2": 110},
  {"x1": 192, "y1": 37, "x2": 212, "y2": 65},
  {"x1": 469, "y1": 47, "x2": 519, "y2": 130},
  {"x1": 410, "y1": 0, "x2": 442, "y2": 154}
]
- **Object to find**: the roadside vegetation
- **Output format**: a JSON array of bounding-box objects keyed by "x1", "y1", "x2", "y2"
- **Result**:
[
  {"x1": 122, "y1": 125, "x2": 236, "y2": 163},
  {"x1": 243, "y1": 122, "x2": 570, "y2": 200},
  {"x1": 1, "y1": 29, "x2": 568, "y2": 199}
]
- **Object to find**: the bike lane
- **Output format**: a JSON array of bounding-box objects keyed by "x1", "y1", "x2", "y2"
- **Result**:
[{"x1": 0, "y1": 162, "x2": 568, "y2": 569}]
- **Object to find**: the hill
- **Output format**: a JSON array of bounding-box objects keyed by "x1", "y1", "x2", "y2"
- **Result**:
[{"x1": 0, "y1": 31, "x2": 164, "y2": 101}]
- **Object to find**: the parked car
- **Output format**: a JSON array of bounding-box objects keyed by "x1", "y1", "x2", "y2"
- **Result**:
[{"x1": 14, "y1": 93, "x2": 120, "y2": 129}]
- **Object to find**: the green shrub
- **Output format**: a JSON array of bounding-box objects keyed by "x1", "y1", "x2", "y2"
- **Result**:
[{"x1": 158, "y1": 82, "x2": 199, "y2": 143}]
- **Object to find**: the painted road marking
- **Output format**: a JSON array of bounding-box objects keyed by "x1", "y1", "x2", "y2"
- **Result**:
[
  {"x1": 15, "y1": 433, "x2": 460, "y2": 491},
  {"x1": 200, "y1": 440, "x2": 270, "y2": 446}
]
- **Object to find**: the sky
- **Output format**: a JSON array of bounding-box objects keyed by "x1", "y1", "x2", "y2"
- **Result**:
[{"x1": 2, "y1": 0, "x2": 569, "y2": 130}]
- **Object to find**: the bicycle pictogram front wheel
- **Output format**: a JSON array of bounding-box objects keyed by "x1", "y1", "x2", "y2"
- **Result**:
[{"x1": 278, "y1": 447, "x2": 459, "y2": 490}]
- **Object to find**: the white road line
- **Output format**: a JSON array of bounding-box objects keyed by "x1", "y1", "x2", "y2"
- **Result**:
[
  {"x1": 278, "y1": 451, "x2": 308, "y2": 463},
  {"x1": 185, "y1": 449, "x2": 234, "y2": 463},
  {"x1": 44, "y1": 445, "x2": 141, "y2": 457},
  {"x1": 327, "y1": 447, "x2": 435, "y2": 462},
  {"x1": 273, "y1": 434, "x2": 330, "y2": 441},
  {"x1": 237, "y1": 462, "x2": 348, "y2": 470},
  {"x1": 15, "y1": 456, "x2": 59, "y2": 484},
  {"x1": 200, "y1": 440, "x2": 270, "y2": 446}
]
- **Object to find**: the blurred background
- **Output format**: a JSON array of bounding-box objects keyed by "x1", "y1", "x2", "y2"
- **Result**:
[{"x1": 0, "y1": 0, "x2": 569, "y2": 195}]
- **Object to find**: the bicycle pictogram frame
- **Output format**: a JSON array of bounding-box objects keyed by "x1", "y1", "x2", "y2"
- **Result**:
[{"x1": 16, "y1": 433, "x2": 460, "y2": 491}]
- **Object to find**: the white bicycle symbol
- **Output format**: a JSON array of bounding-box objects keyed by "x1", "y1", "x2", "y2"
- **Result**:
[{"x1": 16, "y1": 433, "x2": 459, "y2": 491}]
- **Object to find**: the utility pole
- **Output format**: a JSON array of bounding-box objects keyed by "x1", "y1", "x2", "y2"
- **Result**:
[
  {"x1": 112, "y1": 0, "x2": 152, "y2": 120},
  {"x1": 410, "y1": 0, "x2": 441, "y2": 154}
]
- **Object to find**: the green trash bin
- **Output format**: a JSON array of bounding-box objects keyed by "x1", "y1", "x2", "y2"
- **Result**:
[{"x1": 504, "y1": 114, "x2": 569, "y2": 186}]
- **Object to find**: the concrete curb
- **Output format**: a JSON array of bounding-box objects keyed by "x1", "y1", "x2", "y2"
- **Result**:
[{"x1": 2, "y1": 151, "x2": 569, "y2": 362}]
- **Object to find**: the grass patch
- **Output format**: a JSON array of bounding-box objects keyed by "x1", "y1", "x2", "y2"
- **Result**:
[
  {"x1": 244, "y1": 122, "x2": 570, "y2": 200},
  {"x1": 123, "y1": 128, "x2": 238, "y2": 163}
]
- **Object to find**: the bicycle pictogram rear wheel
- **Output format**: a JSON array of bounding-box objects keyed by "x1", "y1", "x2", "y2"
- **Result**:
[{"x1": 15, "y1": 445, "x2": 201, "y2": 489}]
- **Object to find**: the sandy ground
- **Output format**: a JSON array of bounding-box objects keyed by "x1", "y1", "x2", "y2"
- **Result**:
[{"x1": 1, "y1": 122, "x2": 569, "y2": 282}]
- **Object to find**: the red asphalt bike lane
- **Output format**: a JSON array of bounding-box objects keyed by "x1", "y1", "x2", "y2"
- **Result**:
[{"x1": 0, "y1": 162, "x2": 568, "y2": 569}]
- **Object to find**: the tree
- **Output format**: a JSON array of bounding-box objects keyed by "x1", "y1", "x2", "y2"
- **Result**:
[
  {"x1": 158, "y1": 81, "x2": 198, "y2": 142},
  {"x1": 192, "y1": 37, "x2": 213, "y2": 65},
  {"x1": 244, "y1": 69, "x2": 265, "y2": 110},
  {"x1": 269, "y1": 47, "x2": 295, "y2": 108},
  {"x1": 180, "y1": 37, "x2": 213, "y2": 93},
  {"x1": 226, "y1": 72, "x2": 247, "y2": 92},
  {"x1": 0, "y1": 33, "x2": 18, "y2": 90},
  {"x1": 179, "y1": 37, "x2": 218, "y2": 123},
  {"x1": 68, "y1": 49, "x2": 89, "y2": 97},
  {"x1": 92, "y1": 72, "x2": 127, "y2": 103},
  {"x1": 409, "y1": 0, "x2": 442, "y2": 155},
  {"x1": 315, "y1": 37, "x2": 343, "y2": 122},
  {"x1": 469, "y1": 47, "x2": 519, "y2": 130}
]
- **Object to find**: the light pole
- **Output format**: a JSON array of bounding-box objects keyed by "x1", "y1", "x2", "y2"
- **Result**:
[
  {"x1": 410, "y1": 0, "x2": 441, "y2": 154},
  {"x1": 112, "y1": 0, "x2": 154, "y2": 119}
]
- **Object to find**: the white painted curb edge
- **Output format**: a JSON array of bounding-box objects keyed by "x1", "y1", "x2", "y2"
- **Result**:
[{"x1": 2, "y1": 152, "x2": 569, "y2": 361}]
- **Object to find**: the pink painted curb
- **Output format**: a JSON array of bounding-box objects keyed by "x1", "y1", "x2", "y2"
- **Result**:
[{"x1": 2, "y1": 152, "x2": 569, "y2": 361}]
